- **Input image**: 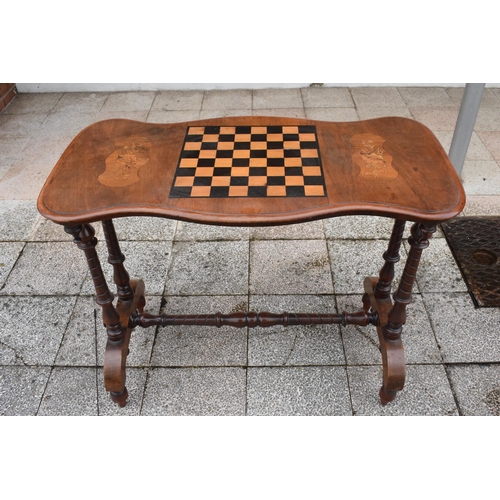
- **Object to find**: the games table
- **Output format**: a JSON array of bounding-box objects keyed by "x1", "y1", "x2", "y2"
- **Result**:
[{"x1": 37, "y1": 116, "x2": 465, "y2": 408}]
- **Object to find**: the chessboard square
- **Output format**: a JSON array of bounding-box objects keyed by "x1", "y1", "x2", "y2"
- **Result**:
[
  {"x1": 230, "y1": 176, "x2": 249, "y2": 187},
  {"x1": 250, "y1": 150, "x2": 267, "y2": 159},
  {"x1": 284, "y1": 141, "x2": 300, "y2": 149},
  {"x1": 177, "y1": 167, "x2": 196, "y2": 177},
  {"x1": 188, "y1": 127, "x2": 205, "y2": 135},
  {"x1": 248, "y1": 176, "x2": 267, "y2": 186},
  {"x1": 299, "y1": 133, "x2": 317, "y2": 142},
  {"x1": 203, "y1": 134, "x2": 219, "y2": 142},
  {"x1": 298, "y1": 125, "x2": 316, "y2": 133},
  {"x1": 175, "y1": 176, "x2": 195, "y2": 187},
  {"x1": 251, "y1": 126, "x2": 267, "y2": 134},
  {"x1": 267, "y1": 185, "x2": 287, "y2": 196},
  {"x1": 216, "y1": 150, "x2": 233, "y2": 159},
  {"x1": 235, "y1": 126, "x2": 251, "y2": 134},
  {"x1": 213, "y1": 167, "x2": 232, "y2": 176},
  {"x1": 268, "y1": 141, "x2": 284, "y2": 150},
  {"x1": 249, "y1": 157, "x2": 267, "y2": 167},
  {"x1": 210, "y1": 186, "x2": 230, "y2": 197},
  {"x1": 184, "y1": 142, "x2": 202, "y2": 150},
  {"x1": 180, "y1": 158, "x2": 198, "y2": 167},
  {"x1": 211, "y1": 176, "x2": 231, "y2": 187},
  {"x1": 231, "y1": 167, "x2": 250, "y2": 177},
  {"x1": 195, "y1": 167, "x2": 214, "y2": 177},
  {"x1": 303, "y1": 166, "x2": 322, "y2": 176},
  {"x1": 201, "y1": 142, "x2": 218, "y2": 150},
  {"x1": 181, "y1": 150, "x2": 200, "y2": 159},
  {"x1": 251, "y1": 134, "x2": 267, "y2": 142},
  {"x1": 249, "y1": 167, "x2": 267, "y2": 176},
  {"x1": 267, "y1": 149, "x2": 284, "y2": 158},
  {"x1": 267, "y1": 126, "x2": 283, "y2": 134},
  {"x1": 170, "y1": 186, "x2": 192, "y2": 197},
  {"x1": 304, "y1": 185, "x2": 325, "y2": 196},
  {"x1": 267, "y1": 176, "x2": 286, "y2": 186},
  {"x1": 198, "y1": 158, "x2": 216, "y2": 167},
  {"x1": 284, "y1": 149, "x2": 301, "y2": 158},
  {"x1": 234, "y1": 142, "x2": 251, "y2": 151},
  {"x1": 304, "y1": 176, "x2": 325, "y2": 186},
  {"x1": 217, "y1": 142, "x2": 235, "y2": 150},
  {"x1": 199, "y1": 150, "x2": 217, "y2": 158},
  {"x1": 248, "y1": 186, "x2": 267, "y2": 197},
  {"x1": 267, "y1": 158, "x2": 285, "y2": 167},
  {"x1": 283, "y1": 133, "x2": 300, "y2": 141},
  {"x1": 214, "y1": 158, "x2": 233, "y2": 167},
  {"x1": 285, "y1": 176, "x2": 305, "y2": 186},
  {"x1": 282, "y1": 126, "x2": 299, "y2": 134},
  {"x1": 301, "y1": 149, "x2": 319, "y2": 158},
  {"x1": 250, "y1": 141, "x2": 267, "y2": 150},
  {"x1": 268, "y1": 167, "x2": 285, "y2": 177},
  {"x1": 302, "y1": 158, "x2": 320, "y2": 166},
  {"x1": 220, "y1": 126, "x2": 236, "y2": 134},
  {"x1": 235, "y1": 134, "x2": 251, "y2": 142},
  {"x1": 219, "y1": 134, "x2": 235, "y2": 142},
  {"x1": 229, "y1": 186, "x2": 248, "y2": 197},
  {"x1": 286, "y1": 186, "x2": 306, "y2": 197},
  {"x1": 233, "y1": 158, "x2": 250, "y2": 167},
  {"x1": 300, "y1": 141, "x2": 318, "y2": 149},
  {"x1": 193, "y1": 176, "x2": 212, "y2": 187},
  {"x1": 284, "y1": 157, "x2": 303, "y2": 167},
  {"x1": 191, "y1": 186, "x2": 212, "y2": 197},
  {"x1": 267, "y1": 133, "x2": 284, "y2": 142},
  {"x1": 285, "y1": 166, "x2": 303, "y2": 176},
  {"x1": 204, "y1": 126, "x2": 220, "y2": 134}
]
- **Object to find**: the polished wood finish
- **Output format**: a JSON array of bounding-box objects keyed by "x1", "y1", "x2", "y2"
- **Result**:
[{"x1": 37, "y1": 116, "x2": 466, "y2": 408}]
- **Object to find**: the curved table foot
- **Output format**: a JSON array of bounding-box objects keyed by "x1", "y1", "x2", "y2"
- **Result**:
[
  {"x1": 104, "y1": 279, "x2": 145, "y2": 407},
  {"x1": 364, "y1": 277, "x2": 406, "y2": 405}
]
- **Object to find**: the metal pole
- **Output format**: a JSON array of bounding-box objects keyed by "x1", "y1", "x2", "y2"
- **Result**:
[{"x1": 448, "y1": 83, "x2": 485, "y2": 176}]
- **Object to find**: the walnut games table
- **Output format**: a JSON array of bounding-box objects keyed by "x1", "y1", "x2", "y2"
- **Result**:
[{"x1": 37, "y1": 116, "x2": 465, "y2": 408}]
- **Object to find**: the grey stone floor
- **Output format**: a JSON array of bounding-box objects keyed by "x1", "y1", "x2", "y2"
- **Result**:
[{"x1": 1, "y1": 86, "x2": 500, "y2": 415}]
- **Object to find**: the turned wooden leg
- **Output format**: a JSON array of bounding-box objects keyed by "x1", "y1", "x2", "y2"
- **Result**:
[{"x1": 379, "y1": 222, "x2": 436, "y2": 404}]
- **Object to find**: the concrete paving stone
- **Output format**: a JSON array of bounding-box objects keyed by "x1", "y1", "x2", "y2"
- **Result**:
[
  {"x1": 151, "y1": 295, "x2": 247, "y2": 366},
  {"x1": 2, "y1": 242, "x2": 87, "y2": 295},
  {"x1": 433, "y1": 131, "x2": 494, "y2": 161},
  {"x1": 166, "y1": 240, "x2": 249, "y2": 295},
  {"x1": 337, "y1": 294, "x2": 442, "y2": 365},
  {"x1": 324, "y1": 215, "x2": 395, "y2": 239},
  {"x1": 200, "y1": 109, "x2": 252, "y2": 119},
  {"x1": 461, "y1": 160, "x2": 500, "y2": 195},
  {"x1": 97, "y1": 367, "x2": 148, "y2": 415},
  {"x1": 0, "y1": 242, "x2": 24, "y2": 288},
  {"x1": 141, "y1": 367, "x2": 246, "y2": 415},
  {"x1": 9, "y1": 133, "x2": 72, "y2": 168},
  {"x1": 0, "y1": 163, "x2": 54, "y2": 200},
  {"x1": 97, "y1": 295, "x2": 162, "y2": 366},
  {"x1": 398, "y1": 87, "x2": 456, "y2": 107},
  {"x1": 489, "y1": 88, "x2": 500, "y2": 102},
  {"x1": 0, "y1": 165, "x2": 9, "y2": 181},
  {"x1": 327, "y1": 239, "x2": 407, "y2": 294},
  {"x1": 446, "y1": 364, "x2": 500, "y2": 416},
  {"x1": 409, "y1": 107, "x2": 459, "y2": 131},
  {"x1": 305, "y1": 107, "x2": 359, "y2": 121},
  {"x1": 474, "y1": 107, "x2": 500, "y2": 132},
  {"x1": 351, "y1": 87, "x2": 406, "y2": 108},
  {"x1": 147, "y1": 109, "x2": 201, "y2": 123},
  {"x1": 422, "y1": 292, "x2": 500, "y2": 363},
  {"x1": 250, "y1": 220, "x2": 324, "y2": 240},
  {"x1": 0, "y1": 200, "x2": 40, "y2": 240},
  {"x1": 476, "y1": 131, "x2": 500, "y2": 161},
  {"x1": 405, "y1": 237, "x2": 468, "y2": 293},
  {"x1": 151, "y1": 91, "x2": 204, "y2": 112},
  {"x1": 175, "y1": 221, "x2": 249, "y2": 241},
  {"x1": 51, "y1": 92, "x2": 108, "y2": 114},
  {"x1": 0, "y1": 113, "x2": 47, "y2": 136},
  {"x1": 348, "y1": 364, "x2": 458, "y2": 416},
  {"x1": 81, "y1": 240, "x2": 173, "y2": 296},
  {"x1": 357, "y1": 107, "x2": 412, "y2": 120},
  {"x1": 252, "y1": 108, "x2": 306, "y2": 118},
  {"x1": 461, "y1": 195, "x2": 500, "y2": 216},
  {"x1": 38, "y1": 111, "x2": 98, "y2": 137},
  {"x1": 246, "y1": 366, "x2": 352, "y2": 416},
  {"x1": 252, "y1": 88, "x2": 303, "y2": 109},
  {"x1": 0, "y1": 366, "x2": 51, "y2": 416},
  {"x1": 29, "y1": 217, "x2": 73, "y2": 241},
  {"x1": 300, "y1": 87, "x2": 354, "y2": 108},
  {"x1": 446, "y1": 87, "x2": 500, "y2": 107},
  {"x1": 0, "y1": 135, "x2": 30, "y2": 166},
  {"x1": 0, "y1": 295, "x2": 76, "y2": 365},
  {"x1": 3, "y1": 93, "x2": 62, "y2": 115},
  {"x1": 248, "y1": 294, "x2": 344, "y2": 366},
  {"x1": 55, "y1": 296, "x2": 97, "y2": 366},
  {"x1": 250, "y1": 239, "x2": 333, "y2": 295},
  {"x1": 202, "y1": 89, "x2": 252, "y2": 110},
  {"x1": 37, "y1": 367, "x2": 98, "y2": 416},
  {"x1": 112, "y1": 216, "x2": 177, "y2": 241},
  {"x1": 99, "y1": 91, "x2": 156, "y2": 112},
  {"x1": 95, "y1": 110, "x2": 149, "y2": 122}
]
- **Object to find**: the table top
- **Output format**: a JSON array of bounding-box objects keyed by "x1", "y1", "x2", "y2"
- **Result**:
[{"x1": 37, "y1": 116, "x2": 466, "y2": 226}]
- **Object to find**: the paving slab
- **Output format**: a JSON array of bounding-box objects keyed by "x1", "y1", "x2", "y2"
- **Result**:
[
  {"x1": 460, "y1": 195, "x2": 500, "y2": 216},
  {"x1": 51, "y1": 92, "x2": 108, "y2": 114},
  {"x1": 0, "y1": 296, "x2": 76, "y2": 365},
  {"x1": 253, "y1": 108, "x2": 306, "y2": 118},
  {"x1": 29, "y1": 217, "x2": 74, "y2": 241},
  {"x1": 166, "y1": 240, "x2": 249, "y2": 295},
  {"x1": 337, "y1": 294, "x2": 442, "y2": 364},
  {"x1": 460, "y1": 160, "x2": 500, "y2": 195},
  {"x1": 250, "y1": 220, "x2": 324, "y2": 240},
  {"x1": 324, "y1": 215, "x2": 395, "y2": 240},
  {"x1": 38, "y1": 111, "x2": 98, "y2": 138},
  {"x1": 304, "y1": 107, "x2": 359, "y2": 121},
  {"x1": 141, "y1": 367, "x2": 246, "y2": 415},
  {"x1": 446, "y1": 363, "x2": 500, "y2": 416},
  {"x1": 2, "y1": 242, "x2": 88, "y2": 295},
  {"x1": 252, "y1": 88, "x2": 303, "y2": 109},
  {"x1": 151, "y1": 91, "x2": 204, "y2": 112},
  {"x1": 434, "y1": 131, "x2": 494, "y2": 161},
  {"x1": 409, "y1": 107, "x2": 459, "y2": 131},
  {"x1": 0, "y1": 113, "x2": 47, "y2": 136},
  {"x1": 37, "y1": 367, "x2": 98, "y2": 416},
  {"x1": 422, "y1": 292, "x2": 500, "y2": 363},
  {"x1": 248, "y1": 294, "x2": 343, "y2": 366},
  {"x1": 151, "y1": 295, "x2": 247, "y2": 366},
  {"x1": 202, "y1": 89, "x2": 252, "y2": 110},
  {"x1": 250, "y1": 239, "x2": 333, "y2": 295},
  {"x1": 357, "y1": 107, "x2": 412, "y2": 120},
  {"x1": 0, "y1": 135, "x2": 30, "y2": 167},
  {"x1": 348, "y1": 364, "x2": 458, "y2": 416},
  {"x1": 0, "y1": 366, "x2": 51, "y2": 415},
  {"x1": 0, "y1": 242, "x2": 24, "y2": 288},
  {"x1": 474, "y1": 107, "x2": 500, "y2": 131},
  {"x1": 111, "y1": 216, "x2": 177, "y2": 241},
  {"x1": 175, "y1": 221, "x2": 249, "y2": 241},
  {"x1": 476, "y1": 131, "x2": 500, "y2": 161},
  {"x1": 398, "y1": 87, "x2": 456, "y2": 107},
  {"x1": 246, "y1": 366, "x2": 352, "y2": 416},
  {"x1": 200, "y1": 109, "x2": 253, "y2": 119},
  {"x1": 3, "y1": 93, "x2": 62, "y2": 115},
  {"x1": 147, "y1": 109, "x2": 200, "y2": 123},
  {"x1": 99, "y1": 91, "x2": 156, "y2": 112},
  {"x1": 351, "y1": 87, "x2": 406, "y2": 108},
  {"x1": 300, "y1": 87, "x2": 354, "y2": 108}
]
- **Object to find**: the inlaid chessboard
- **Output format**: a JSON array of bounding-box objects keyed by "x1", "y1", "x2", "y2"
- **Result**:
[{"x1": 169, "y1": 125, "x2": 327, "y2": 198}]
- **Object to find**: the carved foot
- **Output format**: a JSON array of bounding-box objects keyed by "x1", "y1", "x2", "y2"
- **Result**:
[
  {"x1": 379, "y1": 386, "x2": 398, "y2": 405},
  {"x1": 110, "y1": 388, "x2": 129, "y2": 407}
]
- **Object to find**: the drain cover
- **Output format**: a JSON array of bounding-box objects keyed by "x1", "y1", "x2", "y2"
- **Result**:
[{"x1": 441, "y1": 217, "x2": 500, "y2": 307}]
